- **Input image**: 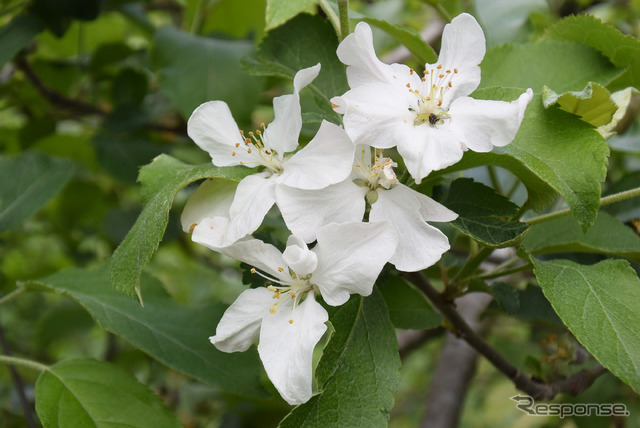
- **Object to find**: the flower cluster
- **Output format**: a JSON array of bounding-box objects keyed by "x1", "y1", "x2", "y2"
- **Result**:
[{"x1": 183, "y1": 13, "x2": 532, "y2": 405}]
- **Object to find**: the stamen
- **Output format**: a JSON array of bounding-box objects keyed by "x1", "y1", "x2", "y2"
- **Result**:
[
  {"x1": 278, "y1": 267, "x2": 284, "y2": 272},
  {"x1": 189, "y1": 223, "x2": 197, "y2": 233},
  {"x1": 232, "y1": 151, "x2": 236, "y2": 156},
  {"x1": 289, "y1": 319, "x2": 294, "y2": 324}
]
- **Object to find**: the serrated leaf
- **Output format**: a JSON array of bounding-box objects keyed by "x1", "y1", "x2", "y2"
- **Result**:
[
  {"x1": 265, "y1": 0, "x2": 317, "y2": 30},
  {"x1": 490, "y1": 282, "x2": 520, "y2": 314},
  {"x1": 279, "y1": 290, "x2": 400, "y2": 427},
  {"x1": 544, "y1": 14, "x2": 640, "y2": 91},
  {"x1": 533, "y1": 258, "x2": 640, "y2": 394},
  {"x1": 243, "y1": 14, "x2": 347, "y2": 122},
  {"x1": 379, "y1": 275, "x2": 442, "y2": 329},
  {"x1": 479, "y1": 40, "x2": 621, "y2": 93},
  {"x1": 354, "y1": 17, "x2": 437, "y2": 65},
  {"x1": 523, "y1": 211, "x2": 640, "y2": 261},
  {"x1": 28, "y1": 265, "x2": 265, "y2": 397},
  {"x1": 151, "y1": 26, "x2": 262, "y2": 121},
  {"x1": 0, "y1": 152, "x2": 74, "y2": 233},
  {"x1": 110, "y1": 154, "x2": 250, "y2": 299},
  {"x1": 35, "y1": 358, "x2": 181, "y2": 428},
  {"x1": 542, "y1": 82, "x2": 616, "y2": 127},
  {"x1": 441, "y1": 178, "x2": 528, "y2": 247},
  {"x1": 476, "y1": 89, "x2": 609, "y2": 231}
]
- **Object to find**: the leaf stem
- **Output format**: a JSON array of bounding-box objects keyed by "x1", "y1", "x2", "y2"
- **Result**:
[
  {"x1": 319, "y1": 0, "x2": 342, "y2": 40},
  {"x1": 402, "y1": 271, "x2": 608, "y2": 400},
  {"x1": 0, "y1": 355, "x2": 49, "y2": 372},
  {"x1": 424, "y1": 0, "x2": 452, "y2": 23},
  {"x1": 453, "y1": 246, "x2": 494, "y2": 284},
  {"x1": 0, "y1": 288, "x2": 25, "y2": 306},
  {"x1": 526, "y1": 186, "x2": 640, "y2": 226},
  {"x1": 476, "y1": 263, "x2": 532, "y2": 281},
  {"x1": 337, "y1": 0, "x2": 350, "y2": 40},
  {"x1": 487, "y1": 165, "x2": 503, "y2": 195}
]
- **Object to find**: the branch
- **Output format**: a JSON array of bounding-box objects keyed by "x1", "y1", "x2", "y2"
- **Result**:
[
  {"x1": 397, "y1": 327, "x2": 445, "y2": 359},
  {"x1": 402, "y1": 271, "x2": 608, "y2": 400}
]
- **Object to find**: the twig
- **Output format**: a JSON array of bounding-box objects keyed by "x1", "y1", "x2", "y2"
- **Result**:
[
  {"x1": 0, "y1": 323, "x2": 38, "y2": 428},
  {"x1": 403, "y1": 271, "x2": 608, "y2": 400},
  {"x1": 398, "y1": 327, "x2": 445, "y2": 359}
]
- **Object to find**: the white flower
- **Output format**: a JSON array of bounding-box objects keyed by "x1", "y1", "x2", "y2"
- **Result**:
[
  {"x1": 184, "y1": 64, "x2": 355, "y2": 246},
  {"x1": 331, "y1": 13, "x2": 533, "y2": 183},
  {"x1": 196, "y1": 221, "x2": 397, "y2": 405},
  {"x1": 277, "y1": 146, "x2": 457, "y2": 272}
]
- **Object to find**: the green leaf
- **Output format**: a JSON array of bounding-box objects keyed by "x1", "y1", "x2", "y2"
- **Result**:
[
  {"x1": 110, "y1": 154, "x2": 250, "y2": 299},
  {"x1": 378, "y1": 275, "x2": 442, "y2": 329},
  {"x1": 151, "y1": 26, "x2": 262, "y2": 121},
  {"x1": 523, "y1": 211, "x2": 640, "y2": 261},
  {"x1": 475, "y1": 0, "x2": 548, "y2": 47},
  {"x1": 477, "y1": 89, "x2": 609, "y2": 231},
  {"x1": 0, "y1": 13, "x2": 44, "y2": 67},
  {"x1": 279, "y1": 290, "x2": 400, "y2": 427},
  {"x1": 265, "y1": 0, "x2": 317, "y2": 30},
  {"x1": 28, "y1": 265, "x2": 265, "y2": 397},
  {"x1": 544, "y1": 14, "x2": 640, "y2": 91},
  {"x1": 243, "y1": 14, "x2": 347, "y2": 122},
  {"x1": 441, "y1": 178, "x2": 528, "y2": 247},
  {"x1": 490, "y1": 282, "x2": 520, "y2": 314},
  {"x1": 533, "y1": 258, "x2": 640, "y2": 394},
  {"x1": 354, "y1": 17, "x2": 437, "y2": 64},
  {"x1": 0, "y1": 152, "x2": 74, "y2": 233},
  {"x1": 36, "y1": 358, "x2": 181, "y2": 428},
  {"x1": 542, "y1": 82, "x2": 616, "y2": 128},
  {"x1": 479, "y1": 40, "x2": 621, "y2": 93}
]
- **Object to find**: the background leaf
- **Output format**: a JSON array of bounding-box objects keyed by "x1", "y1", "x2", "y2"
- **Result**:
[
  {"x1": 379, "y1": 275, "x2": 442, "y2": 329},
  {"x1": 534, "y1": 258, "x2": 640, "y2": 394},
  {"x1": 110, "y1": 154, "x2": 250, "y2": 299},
  {"x1": 441, "y1": 178, "x2": 528, "y2": 247},
  {"x1": 28, "y1": 265, "x2": 265, "y2": 397},
  {"x1": 265, "y1": 0, "x2": 317, "y2": 30},
  {"x1": 0, "y1": 13, "x2": 44, "y2": 67},
  {"x1": 36, "y1": 358, "x2": 181, "y2": 428},
  {"x1": 279, "y1": 290, "x2": 400, "y2": 427},
  {"x1": 0, "y1": 152, "x2": 74, "y2": 233},
  {"x1": 542, "y1": 82, "x2": 617, "y2": 128},
  {"x1": 523, "y1": 211, "x2": 640, "y2": 261}
]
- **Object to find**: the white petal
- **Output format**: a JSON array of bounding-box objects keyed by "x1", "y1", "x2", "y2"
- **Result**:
[
  {"x1": 447, "y1": 89, "x2": 533, "y2": 152},
  {"x1": 312, "y1": 221, "x2": 397, "y2": 306},
  {"x1": 370, "y1": 186, "x2": 451, "y2": 272},
  {"x1": 277, "y1": 121, "x2": 355, "y2": 190},
  {"x1": 258, "y1": 293, "x2": 328, "y2": 405},
  {"x1": 282, "y1": 236, "x2": 318, "y2": 276},
  {"x1": 335, "y1": 84, "x2": 413, "y2": 148},
  {"x1": 223, "y1": 173, "x2": 277, "y2": 245},
  {"x1": 187, "y1": 101, "x2": 253, "y2": 167},
  {"x1": 337, "y1": 22, "x2": 399, "y2": 88},
  {"x1": 395, "y1": 123, "x2": 466, "y2": 183},
  {"x1": 180, "y1": 178, "x2": 237, "y2": 233},
  {"x1": 436, "y1": 13, "x2": 485, "y2": 103},
  {"x1": 276, "y1": 180, "x2": 367, "y2": 243},
  {"x1": 191, "y1": 216, "x2": 230, "y2": 250},
  {"x1": 209, "y1": 287, "x2": 273, "y2": 353},
  {"x1": 400, "y1": 185, "x2": 458, "y2": 222},
  {"x1": 263, "y1": 64, "x2": 321, "y2": 154}
]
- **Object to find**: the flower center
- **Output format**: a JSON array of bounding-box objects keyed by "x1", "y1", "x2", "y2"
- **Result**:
[
  {"x1": 250, "y1": 267, "x2": 314, "y2": 324},
  {"x1": 406, "y1": 65, "x2": 458, "y2": 127},
  {"x1": 231, "y1": 123, "x2": 284, "y2": 174},
  {"x1": 353, "y1": 148, "x2": 399, "y2": 200}
]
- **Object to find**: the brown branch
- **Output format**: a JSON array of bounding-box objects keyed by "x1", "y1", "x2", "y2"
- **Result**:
[
  {"x1": 402, "y1": 271, "x2": 608, "y2": 400},
  {"x1": 398, "y1": 327, "x2": 445, "y2": 359}
]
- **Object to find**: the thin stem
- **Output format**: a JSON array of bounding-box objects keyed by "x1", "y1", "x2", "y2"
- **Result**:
[
  {"x1": 403, "y1": 271, "x2": 608, "y2": 400},
  {"x1": 526, "y1": 186, "x2": 640, "y2": 226},
  {"x1": 453, "y1": 246, "x2": 494, "y2": 284},
  {"x1": 338, "y1": 0, "x2": 350, "y2": 40},
  {"x1": 487, "y1": 165, "x2": 503, "y2": 195},
  {"x1": 0, "y1": 288, "x2": 25, "y2": 306},
  {"x1": 476, "y1": 263, "x2": 532, "y2": 281},
  {"x1": 0, "y1": 355, "x2": 49, "y2": 372},
  {"x1": 319, "y1": 0, "x2": 341, "y2": 39}
]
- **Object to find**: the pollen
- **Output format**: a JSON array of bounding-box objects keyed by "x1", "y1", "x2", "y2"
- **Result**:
[
  {"x1": 232, "y1": 151, "x2": 236, "y2": 156},
  {"x1": 248, "y1": 131, "x2": 254, "y2": 137},
  {"x1": 410, "y1": 69, "x2": 414, "y2": 75},
  {"x1": 439, "y1": 74, "x2": 444, "y2": 78},
  {"x1": 423, "y1": 70, "x2": 429, "y2": 75},
  {"x1": 277, "y1": 267, "x2": 284, "y2": 272},
  {"x1": 244, "y1": 138, "x2": 251, "y2": 145},
  {"x1": 235, "y1": 142, "x2": 240, "y2": 147},
  {"x1": 437, "y1": 64, "x2": 442, "y2": 69},
  {"x1": 331, "y1": 102, "x2": 340, "y2": 109},
  {"x1": 247, "y1": 148, "x2": 252, "y2": 153},
  {"x1": 422, "y1": 77, "x2": 426, "y2": 82},
  {"x1": 454, "y1": 68, "x2": 458, "y2": 73},
  {"x1": 406, "y1": 83, "x2": 410, "y2": 88},
  {"x1": 251, "y1": 268, "x2": 256, "y2": 273},
  {"x1": 288, "y1": 319, "x2": 294, "y2": 324},
  {"x1": 290, "y1": 292, "x2": 296, "y2": 298},
  {"x1": 269, "y1": 306, "x2": 277, "y2": 314}
]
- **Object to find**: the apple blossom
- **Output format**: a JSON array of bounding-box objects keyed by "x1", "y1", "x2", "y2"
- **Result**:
[
  {"x1": 331, "y1": 13, "x2": 533, "y2": 183},
  {"x1": 185, "y1": 64, "x2": 355, "y2": 246},
  {"x1": 197, "y1": 221, "x2": 398, "y2": 405}
]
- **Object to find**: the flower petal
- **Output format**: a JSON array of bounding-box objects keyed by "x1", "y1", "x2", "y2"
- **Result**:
[
  {"x1": 436, "y1": 13, "x2": 485, "y2": 104},
  {"x1": 337, "y1": 21, "x2": 400, "y2": 88},
  {"x1": 258, "y1": 292, "x2": 328, "y2": 405},
  {"x1": 209, "y1": 287, "x2": 274, "y2": 353},
  {"x1": 447, "y1": 89, "x2": 533, "y2": 152},
  {"x1": 282, "y1": 235, "x2": 318, "y2": 276},
  {"x1": 312, "y1": 221, "x2": 397, "y2": 306},
  {"x1": 369, "y1": 186, "x2": 451, "y2": 272},
  {"x1": 180, "y1": 178, "x2": 237, "y2": 233},
  {"x1": 263, "y1": 64, "x2": 321, "y2": 154},
  {"x1": 277, "y1": 121, "x2": 355, "y2": 190},
  {"x1": 187, "y1": 101, "x2": 253, "y2": 167},
  {"x1": 276, "y1": 180, "x2": 367, "y2": 243},
  {"x1": 406, "y1": 186, "x2": 458, "y2": 222},
  {"x1": 223, "y1": 173, "x2": 277, "y2": 245}
]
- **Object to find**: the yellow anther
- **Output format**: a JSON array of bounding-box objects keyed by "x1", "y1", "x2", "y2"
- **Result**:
[
  {"x1": 437, "y1": 64, "x2": 442, "y2": 69},
  {"x1": 288, "y1": 319, "x2": 294, "y2": 324},
  {"x1": 247, "y1": 148, "x2": 252, "y2": 153},
  {"x1": 423, "y1": 70, "x2": 429, "y2": 75},
  {"x1": 410, "y1": 69, "x2": 414, "y2": 75},
  {"x1": 405, "y1": 83, "x2": 410, "y2": 88},
  {"x1": 240, "y1": 130, "x2": 244, "y2": 135},
  {"x1": 290, "y1": 292, "x2": 296, "y2": 299},
  {"x1": 245, "y1": 138, "x2": 251, "y2": 145},
  {"x1": 232, "y1": 151, "x2": 236, "y2": 156},
  {"x1": 446, "y1": 69, "x2": 451, "y2": 73},
  {"x1": 422, "y1": 77, "x2": 426, "y2": 82},
  {"x1": 248, "y1": 131, "x2": 254, "y2": 136},
  {"x1": 267, "y1": 285, "x2": 277, "y2": 291},
  {"x1": 355, "y1": 163, "x2": 361, "y2": 167},
  {"x1": 277, "y1": 267, "x2": 284, "y2": 272},
  {"x1": 256, "y1": 129, "x2": 261, "y2": 135},
  {"x1": 454, "y1": 68, "x2": 458, "y2": 73},
  {"x1": 251, "y1": 268, "x2": 256, "y2": 273},
  {"x1": 235, "y1": 142, "x2": 240, "y2": 147},
  {"x1": 448, "y1": 82, "x2": 452, "y2": 87},
  {"x1": 189, "y1": 223, "x2": 197, "y2": 233},
  {"x1": 439, "y1": 74, "x2": 444, "y2": 78},
  {"x1": 269, "y1": 306, "x2": 277, "y2": 314},
  {"x1": 260, "y1": 122, "x2": 265, "y2": 128}
]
